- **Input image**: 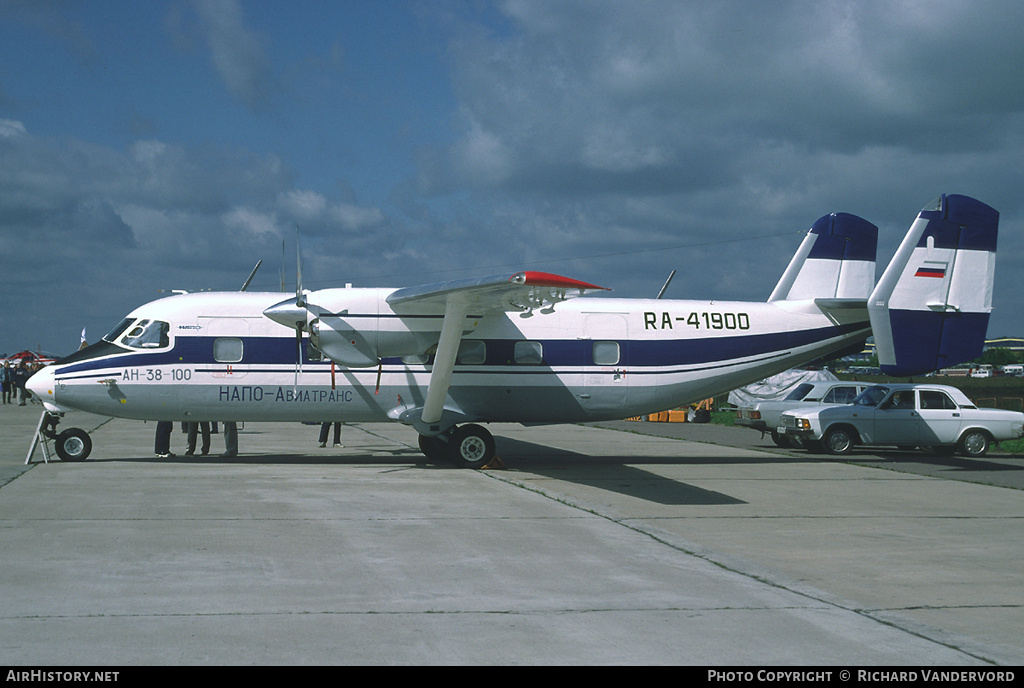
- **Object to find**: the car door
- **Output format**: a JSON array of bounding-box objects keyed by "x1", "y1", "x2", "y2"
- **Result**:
[
  {"x1": 872, "y1": 390, "x2": 920, "y2": 446},
  {"x1": 916, "y1": 389, "x2": 964, "y2": 445}
]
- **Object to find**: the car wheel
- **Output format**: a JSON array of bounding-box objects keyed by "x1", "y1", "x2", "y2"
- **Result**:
[
  {"x1": 958, "y1": 430, "x2": 990, "y2": 457},
  {"x1": 770, "y1": 431, "x2": 791, "y2": 448},
  {"x1": 822, "y1": 426, "x2": 854, "y2": 455}
]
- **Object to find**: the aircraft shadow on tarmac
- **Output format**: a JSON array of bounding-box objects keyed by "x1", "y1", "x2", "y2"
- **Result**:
[
  {"x1": 90, "y1": 433, "x2": 756, "y2": 506},
  {"x1": 491, "y1": 436, "x2": 751, "y2": 506}
]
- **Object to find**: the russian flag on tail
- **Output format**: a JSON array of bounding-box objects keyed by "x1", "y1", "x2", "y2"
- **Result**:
[
  {"x1": 914, "y1": 264, "x2": 947, "y2": 278},
  {"x1": 869, "y1": 194, "x2": 998, "y2": 376}
]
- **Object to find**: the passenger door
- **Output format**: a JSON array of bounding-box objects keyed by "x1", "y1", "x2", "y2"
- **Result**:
[
  {"x1": 201, "y1": 317, "x2": 252, "y2": 379},
  {"x1": 581, "y1": 314, "x2": 628, "y2": 414}
]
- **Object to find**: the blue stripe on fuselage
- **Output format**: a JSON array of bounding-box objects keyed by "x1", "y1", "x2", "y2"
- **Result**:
[{"x1": 53, "y1": 321, "x2": 869, "y2": 378}]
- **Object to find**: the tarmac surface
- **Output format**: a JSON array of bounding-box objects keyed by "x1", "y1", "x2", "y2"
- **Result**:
[{"x1": 1, "y1": 400, "x2": 1022, "y2": 665}]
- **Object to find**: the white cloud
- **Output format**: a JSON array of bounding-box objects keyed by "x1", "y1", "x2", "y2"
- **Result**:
[
  {"x1": 277, "y1": 190, "x2": 328, "y2": 221},
  {"x1": 0, "y1": 119, "x2": 27, "y2": 138},
  {"x1": 191, "y1": 0, "x2": 277, "y2": 111},
  {"x1": 223, "y1": 206, "x2": 280, "y2": 236}
]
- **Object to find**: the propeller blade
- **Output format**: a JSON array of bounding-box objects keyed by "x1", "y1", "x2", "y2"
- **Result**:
[{"x1": 295, "y1": 327, "x2": 302, "y2": 388}]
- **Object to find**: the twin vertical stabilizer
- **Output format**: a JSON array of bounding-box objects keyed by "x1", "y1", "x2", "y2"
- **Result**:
[
  {"x1": 769, "y1": 212, "x2": 878, "y2": 302},
  {"x1": 868, "y1": 194, "x2": 999, "y2": 376}
]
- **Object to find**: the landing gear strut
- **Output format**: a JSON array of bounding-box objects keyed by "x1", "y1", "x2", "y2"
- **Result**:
[
  {"x1": 418, "y1": 423, "x2": 496, "y2": 469},
  {"x1": 27, "y1": 411, "x2": 94, "y2": 463}
]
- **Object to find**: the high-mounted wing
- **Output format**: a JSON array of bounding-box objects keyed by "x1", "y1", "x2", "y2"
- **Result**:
[
  {"x1": 386, "y1": 271, "x2": 607, "y2": 312},
  {"x1": 387, "y1": 271, "x2": 608, "y2": 432}
]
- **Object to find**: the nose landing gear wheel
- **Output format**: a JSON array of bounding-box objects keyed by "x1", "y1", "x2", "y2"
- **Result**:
[{"x1": 55, "y1": 428, "x2": 92, "y2": 461}]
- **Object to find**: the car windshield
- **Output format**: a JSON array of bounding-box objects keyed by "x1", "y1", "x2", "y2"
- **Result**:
[{"x1": 853, "y1": 386, "x2": 890, "y2": 408}]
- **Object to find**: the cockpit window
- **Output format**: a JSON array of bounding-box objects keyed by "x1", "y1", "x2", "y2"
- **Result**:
[
  {"x1": 119, "y1": 319, "x2": 170, "y2": 349},
  {"x1": 103, "y1": 318, "x2": 135, "y2": 344}
]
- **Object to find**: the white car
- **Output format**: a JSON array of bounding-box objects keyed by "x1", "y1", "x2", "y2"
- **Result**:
[
  {"x1": 778, "y1": 383, "x2": 1024, "y2": 457},
  {"x1": 735, "y1": 380, "x2": 869, "y2": 447}
]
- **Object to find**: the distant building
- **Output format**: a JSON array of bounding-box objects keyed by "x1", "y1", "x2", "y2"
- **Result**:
[
  {"x1": 983, "y1": 337, "x2": 1024, "y2": 355},
  {"x1": 838, "y1": 336, "x2": 1023, "y2": 369}
]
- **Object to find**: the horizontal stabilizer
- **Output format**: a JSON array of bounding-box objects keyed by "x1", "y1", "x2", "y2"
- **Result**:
[
  {"x1": 869, "y1": 194, "x2": 998, "y2": 376},
  {"x1": 769, "y1": 212, "x2": 878, "y2": 302}
]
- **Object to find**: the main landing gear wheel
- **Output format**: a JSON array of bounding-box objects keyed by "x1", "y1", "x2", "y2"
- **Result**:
[
  {"x1": 55, "y1": 428, "x2": 92, "y2": 462},
  {"x1": 418, "y1": 433, "x2": 448, "y2": 462},
  {"x1": 447, "y1": 424, "x2": 496, "y2": 469}
]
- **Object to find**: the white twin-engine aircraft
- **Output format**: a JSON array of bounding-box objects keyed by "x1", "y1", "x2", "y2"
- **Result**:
[{"x1": 28, "y1": 194, "x2": 999, "y2": 468}]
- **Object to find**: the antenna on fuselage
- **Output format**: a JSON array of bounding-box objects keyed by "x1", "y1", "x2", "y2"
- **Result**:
[
  {"x1": 240, "y1": 260, "x2": 262, "y2": 292},
  {"x1": 656, "y1": 270, "x2": 676, "y2": 299}
]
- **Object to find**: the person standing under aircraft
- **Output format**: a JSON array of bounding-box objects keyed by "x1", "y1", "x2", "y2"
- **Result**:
[
  {"x1": 185, "y1": 421, "x2": 211, "y2": 456},
  {"x1": 318, "y1": 422, "x2": 342, "y2": 448},
  {"x1": 154, "y1": 421, "x2": 174, "y2": 458},
  {"x1": 221, "y1": 422, "x2": 238, "y2": 457}
]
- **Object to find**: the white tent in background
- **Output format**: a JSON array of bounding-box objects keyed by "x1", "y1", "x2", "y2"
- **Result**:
[{"x1": 727, "y1": 368, "x2": 839, "y2": 407}]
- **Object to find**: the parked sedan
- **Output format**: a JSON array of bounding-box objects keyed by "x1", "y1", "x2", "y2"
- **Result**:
[
  {"x1": 778, "y1": 383, "x2": 1024, "y2": 457},
  {"x1": 735, "y1": 380, "x2": 869, "y2": 446}
]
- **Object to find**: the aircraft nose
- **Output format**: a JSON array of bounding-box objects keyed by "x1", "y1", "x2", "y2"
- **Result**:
[{"x1": 27, "y1": 365, "x2": 56, "y2": 405}]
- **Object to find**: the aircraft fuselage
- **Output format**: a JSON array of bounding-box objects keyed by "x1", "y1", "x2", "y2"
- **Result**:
[{"x1": 32, "y1": 288, "x2": 869, "y2": 426}]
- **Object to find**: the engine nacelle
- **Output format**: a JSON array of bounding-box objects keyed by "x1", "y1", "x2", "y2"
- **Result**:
[
  {"x1": 309, "y1": 318, "x2": 379, "y2": 368},
  {"x1": 302, "y1": 287, "x2": 481, "y2": 368}
]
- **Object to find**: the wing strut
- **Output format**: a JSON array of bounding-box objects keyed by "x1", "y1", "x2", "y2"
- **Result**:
[{"x1": 420, "y1": 299, "x2": 471, "y2": 428}]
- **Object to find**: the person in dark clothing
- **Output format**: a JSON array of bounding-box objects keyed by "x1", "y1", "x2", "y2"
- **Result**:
[
  {"x1": 12, "y1": 361, "x2": 30, "y2": 406},
  {"x1": 185, "y1": 422, "x2": 211, "y2": 456},
  {"x1": 319, "y1": 422, "x2": 342, "y2": 447},
  {"x1": 1, "y1": 362, "x2": 13, "y2": 404},
  {"x1": 154, "y1": 421, "x2": 174, "y2": 457}
]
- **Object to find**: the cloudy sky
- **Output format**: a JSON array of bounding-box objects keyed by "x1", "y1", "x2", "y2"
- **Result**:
[{"x1": 3, "y1": 0, "x2": 1024, "y2": 357}]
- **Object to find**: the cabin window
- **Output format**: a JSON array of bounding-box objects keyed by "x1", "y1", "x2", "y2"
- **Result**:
[
  {"x1": 119, "y1": 319, "x2": 169, "y2": 349},
  {"x1": 514, "y1": 341, "x2": 544, "y2": 365},
  {"x1": 213, "y1": 337, "x2": 243, "y2": 363},
  {"x1": 457, "y1": 340, "x2": 486, "y2": 365},
  {"x1": 593, "y1": 341, "x2": 620, "y2": 366}
]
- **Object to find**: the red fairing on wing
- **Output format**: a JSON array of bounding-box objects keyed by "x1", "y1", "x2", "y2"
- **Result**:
[{"x1": 514, "y1": 271, "x2": 608, "y2": 291}]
